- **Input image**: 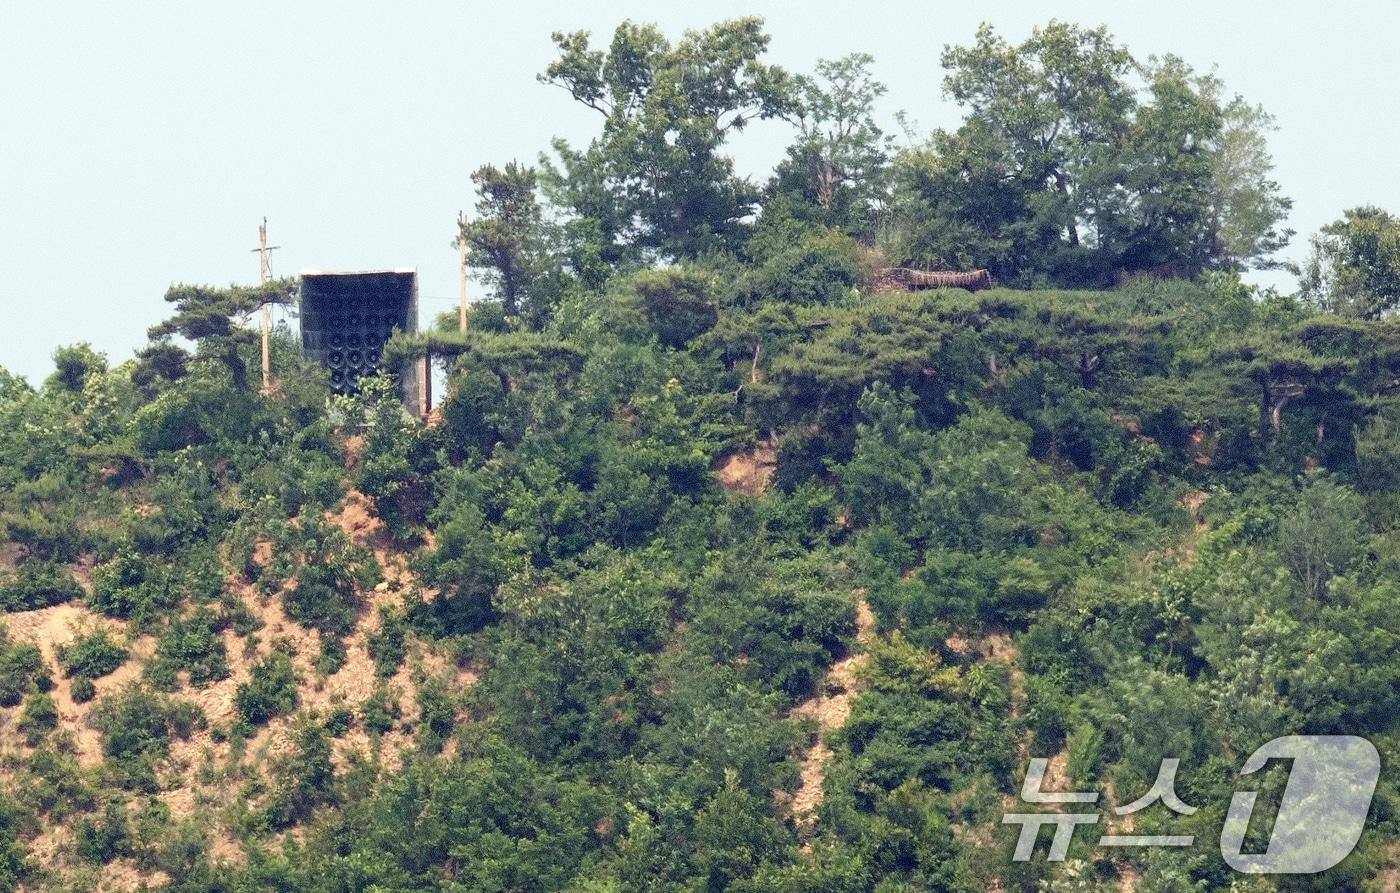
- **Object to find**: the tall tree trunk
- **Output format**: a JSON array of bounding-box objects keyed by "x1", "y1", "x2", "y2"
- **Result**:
[
  {"x1": 816, "y1": 163, "x2": 836, "y2": 211},
  {"x1": 1054, "y1": 171, "x2": 1080, "y2": 247},
  {"x1": 1258, "y1": 384, "x2": 1271, "y2": 442}
]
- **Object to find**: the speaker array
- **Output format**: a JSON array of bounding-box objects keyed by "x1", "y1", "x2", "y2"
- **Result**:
[
  {"x1": 301, "y1": 273, "x2": 415, "y2": 397},
  {"x1": 316, "y1": 308, "x2": 401, "y2": 394}
]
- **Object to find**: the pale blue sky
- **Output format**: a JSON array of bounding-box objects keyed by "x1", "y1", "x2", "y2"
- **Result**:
[{"x1": 2, "y1": 0, "x2": 1396, "y2": 384}]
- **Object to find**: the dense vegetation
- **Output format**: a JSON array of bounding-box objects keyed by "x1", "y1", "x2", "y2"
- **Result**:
[{"x1": 2, "y1": 16, "x2": 1400, "y2": 893}]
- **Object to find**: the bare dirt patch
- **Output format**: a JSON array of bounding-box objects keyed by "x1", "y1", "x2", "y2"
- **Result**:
[
  {"x1": 340, "y1": 434, "x2": 364, "y2": 470},
  {"x1": 325, "y1": 489, "x2": 416, "y2": 592},
  {"x1": 4, "y1": 603, "x2": 145, "y2": 768},
  {"x1": 156, "y1": 499, "x2": 470, "y2": 837},
  {"x1": 1180, "y1": 489, "x2": 1209, "y2": 530},
  {"x1": 981, "y1": 631, "x2": 1028, "y2": 762},
  {"x1": 1187, "y1": 428, "x2": 1213, "y2": 466},
  {"x1": 788, "y1": 598, "x2": 875, "y2": 831},
  {"x1": 714, "y1": 435, "x2": 778, "y2": 496},
  {"x1": 3, "y1": 484, "x2": 463, "y2": 885},
  {"x1": 943, "y1": 631, "x2": 973, "y2": 657}
]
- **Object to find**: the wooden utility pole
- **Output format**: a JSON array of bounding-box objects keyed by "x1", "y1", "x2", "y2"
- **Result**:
[
  {"x1": 251, "y1": 218, "x2": 279, "y2": 393},
  {"x1": 421, "y1": 211, "x2": 471, "y2": 421},
  {"x1": 457, "y1": 210, "x2": 468, "y2": 333},
  {"x1": 423, "y1": 357, "x2": 432, "y2": 417}
]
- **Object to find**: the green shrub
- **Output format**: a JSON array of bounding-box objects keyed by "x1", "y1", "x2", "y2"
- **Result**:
[
  {"x1": 223, "y1": 517, "x2": 263, "y2": 584},
  {"x1": 837, "y1": 635, "x2": 977, "y2": 794},
  {"x1": 0, "y1": 799, "x2": 30, "y2": 890},
  {"x1": 1022, "y1": 672, "x2": 1072, "y2": 752},
  {"x1": 629, "y1": 267, "x2": 720, "y2": 347},
  {"x1": 467, "y1": 300, "x2": 508, "y2": 332},
  {"x1": 18, "y1": 691, "x2": 58, "y2": 745},
  {"x1": 149, "y1": 609, "x2": 229, "y2": 688},
  {"x1": 74, "y1": 800, "x2": 132, "y2": 864},
  {"x1": 22, "y1": 744, "x2": 93, "y2": 820},
  {"x1": 690, "y1": 557, "x2": 855, "y2": 700},
  {"x1": 275, "y1": 451, "x2": 344, "y2": 516},
  {"x1": 0, "y1": 629, "x2": 48, "y2": 707},
  {"x1": 70, "y1": 677, "x2": 97, "y2": 704},
  {"x1": 234, "y1": 652, "x2": 297, "y2": 725},
  {"x1": 142, "y1": 659, "x2": 178, "y2": 692},
  {"x1": 1065, "y1": 722, "x2": 1105, "y2": 788},
  {"x1": 262, "y1": 721, "x2": 335, "y2": 829},
  {"x1": 94, "y1": 686, "x2": 178, "y2": 760},
  {"x1": 57, "y1": 629, "x2": 127, "y2": 680},
  {"x1": 315, "y1": 632, "x2": 346, "y2": 676},
  {"x1": 1278, "y1": 476, "x2": 1367, "y2": 600},
  {"x1": 352, "y1": 375, "x2": 435, "y2": 542},
  {"x1": 367, "y1": 605, "x2": 407, "y2": 678},
  {"x1": 89, "y1": 549, "x2": 180, "y2": 626},
  {"x1": 411, "y1": 501, "x2": 507, "y2": 635},
  {"x1": 278, "y1": 520, "x2": 374, "y2": 638},
  {"x1": 0, "y1": 473, "x2": 85, "y2": 561},
  {"x1": 93, "y1": 685, "x2": 202, "y2": 790},
  {"x1": 361, "y1": 687, "x2": 397, "y2": 736},
  {"x1": 739, "y1": 230, "x2": 860, "y2": 308},
  {"x1": 126, "y1": 459, "x2": 222, "y2": 554},
  {"x1": 0, "y1": 560, "x2": 83, "y2": 611},
  {"x1": 323, "y1": 706, "x2": 353, "y2": 737},
  {"x1": 1356, "y1": 412, "x2": 1400, "y2": 494},
  {"x1": 415, "y1": 676, "x2": 455, "y2": 751}
]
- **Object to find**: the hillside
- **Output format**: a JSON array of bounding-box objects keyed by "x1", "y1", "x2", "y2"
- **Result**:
[
  {"x1": 2, "y1": 272, "x2": 1399, "y2": 892},
  {"x1": 5, "y1": 14, "x2": 1400, "y2": 893}
]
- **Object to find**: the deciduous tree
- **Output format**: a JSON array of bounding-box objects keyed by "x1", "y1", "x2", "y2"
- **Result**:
[
  {"x1": 1302, "y1": 205, "x2": 1400, "y2": 318},
  {"x1": 539, "y1": 18, "x2": 793, "y2": 260}
]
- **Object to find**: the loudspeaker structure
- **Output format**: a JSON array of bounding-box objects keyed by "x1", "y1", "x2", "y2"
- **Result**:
[{"x1": 299, "y1": 270, "x2": 421, "y2": 414}]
